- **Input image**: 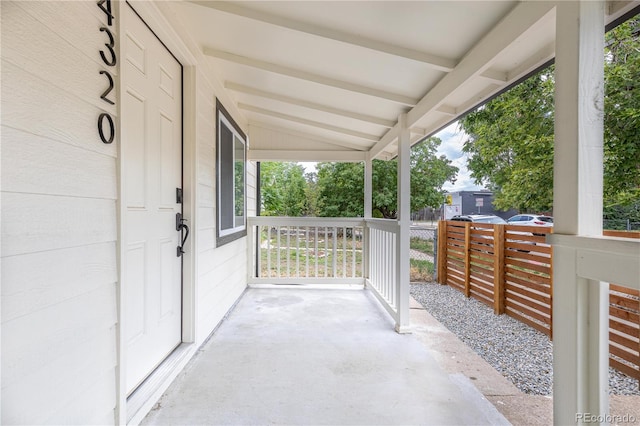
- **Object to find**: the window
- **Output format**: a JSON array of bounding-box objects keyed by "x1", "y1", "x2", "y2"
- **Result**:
[{"x1": 216, "y1": 99, "x2": 246, "y2": 245}]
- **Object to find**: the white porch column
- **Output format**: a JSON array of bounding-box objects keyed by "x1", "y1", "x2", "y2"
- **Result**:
[
  {"x1": 395, "y1": 113, "x2": 411, "y2": 333},
  {"x1": 553, "y1": 2, "x2": 608, "y2": 424},
  {"x1": 364, "y1": 153, "x2": 373, "y2": 219},
  {"x1": 364, "y1": 154, "x2": 372, "y2": 279}
]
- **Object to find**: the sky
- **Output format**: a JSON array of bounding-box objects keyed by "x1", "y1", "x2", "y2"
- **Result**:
[
  {"x1": 433, "y1": 121, "x2": 484, "y2": 192},
  {"x1": 301, "y1": 120, "x2": 484, "y2": 193}
]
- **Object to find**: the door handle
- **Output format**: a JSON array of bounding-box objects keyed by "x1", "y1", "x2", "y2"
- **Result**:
[{"x1": 176, "y1": 212, "x2": 190, "y2": 257}]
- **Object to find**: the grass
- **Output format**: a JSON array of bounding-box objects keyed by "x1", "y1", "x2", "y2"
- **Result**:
[
  {"x1": 410, "y1": 237, "x2": 434, "y2": 255},
  {"x1": 410, "y1": 259, "x2": 435, "y2": 282},
  {"x1": 259, "y1": 239, "x2": 363, "y2": 278},
  {"x1": 256, "y1": 228, "x2": 434, "y2": 282}
]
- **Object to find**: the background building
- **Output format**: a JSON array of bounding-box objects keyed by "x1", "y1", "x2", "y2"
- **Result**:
[{"x1": 443, "y1": 191, "x2": 518, "y2": 219}]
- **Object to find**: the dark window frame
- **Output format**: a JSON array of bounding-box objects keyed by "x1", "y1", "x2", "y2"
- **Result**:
[{"x1": 216, "y1": 99, "x2": 247, "y2": 246}]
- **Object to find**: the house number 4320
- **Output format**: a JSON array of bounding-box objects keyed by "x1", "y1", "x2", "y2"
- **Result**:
[{"x1": 97, "y1": 0, "x2": 116, "y2": 144}]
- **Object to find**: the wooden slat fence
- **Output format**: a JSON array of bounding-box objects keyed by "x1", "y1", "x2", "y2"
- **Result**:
[
  {"x1": 437, "y1": 221, "x2": 639, "y2": 382},
  {"x1": 604, "y1": 230, "x2": 639, "y2": 383}
]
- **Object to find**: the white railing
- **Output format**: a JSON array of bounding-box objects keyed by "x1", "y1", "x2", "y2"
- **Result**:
[
  {"x1": 247, "y1": 217, "x2": 366, "y2": 285},
  {"x1": 246, "y1": 216, "x2": 406, "y2": 329},
  {"x1": 365, "y1": 219, "x2": 400, "y2": 321}
]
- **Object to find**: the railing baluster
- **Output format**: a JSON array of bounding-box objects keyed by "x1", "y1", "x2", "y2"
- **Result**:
[
  {"x1": 305, "y1": 227, "x2": 309, "y2": 278},
  {"x1": 332, "y1": 227, "x2": 337, "y2": 277},
  {"x1": 298, "y1": 227, "x2": 301, "y2": 277},
  {"x1": 315, "y1": 227, "x2": 319, "y2": 278},
  {"x1": 277, "y1": 226, "x2": 281, "y2": 277},
  {"x1": 352, "y1": 227, "x2": 356, "y2": 278},
  {"x1": 287, "y1": 226, "x2": 291, "y2": 278},
  {"x1": 266, "y1": 226, "x2": 271, "y2": 278},
  {"x1": 342, "y1": 226, "x2": 347, "y2": 278},
  {"x1": 386, "y1": 231, "x2": 390, "y2": 301},
  {"x1": 392, "y1": 232, "x2": 397, "y2": 308},
  {"x1": 371, "y1": 229, "x2": 375, "y2": 282},
  {"x1": 325, "y1": 227, "x2": 329, "y2": 278},
  {"x1": 257, "y1": 225, "x2": 262, "y2": 278}
]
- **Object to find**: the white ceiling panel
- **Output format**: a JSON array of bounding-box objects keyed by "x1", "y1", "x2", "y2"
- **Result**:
[{"x1": 169, "y1": 0, "x2": 639, "y2": 161}]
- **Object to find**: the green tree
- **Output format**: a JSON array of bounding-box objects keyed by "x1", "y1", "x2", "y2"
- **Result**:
[
  {"x1": 316, "y1": 162, "x2": 364, "y2": 217},
  {"x1": 303, "y1": 171, "x2": 320, "y2": 216},
  {"x1": 316, "y1": 137, "x2": 458, "y2": 218},
  {"x1": 460, "y1": 67, "x2": 555, "y2": 212},
  {"x1": 603, "y1": 17, "x2": 640, "y2": 208},
  {"x1": 460, "y1": 17, "x2": 640, "y2": 213},
  {"x1": 260, "y1": 162, "x2": 307, "y2": 216}
]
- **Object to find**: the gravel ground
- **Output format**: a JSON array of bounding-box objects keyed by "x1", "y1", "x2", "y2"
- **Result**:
[{"x1": 410, "y1": 282, "x2": 640, "y2": 396}]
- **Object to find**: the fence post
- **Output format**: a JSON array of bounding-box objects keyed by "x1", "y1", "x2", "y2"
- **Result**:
[
  {"x1": 493, "y1": 224, "x2": 506, "y2": 314},
  {"x1": 437, "y1": 221, "x2": 448, "y2": 284},
  {"x1": 464, "y1": 222, "x2": 471, "y2": 297},
  {"x1": 433, "y1": 229, "x2": 438, "y2": 281}
]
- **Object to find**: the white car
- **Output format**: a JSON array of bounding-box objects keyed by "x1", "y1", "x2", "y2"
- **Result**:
[
  {"x1": 506, "y1": 214, "x2": 553, "y2": 227},
  {"x1": 506, "y1": 214, "x2": 553, "y2": 237}
]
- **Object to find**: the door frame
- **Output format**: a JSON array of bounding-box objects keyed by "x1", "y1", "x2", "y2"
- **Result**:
[{"x1": 116, "y1": 2, "x2": 198, "y2": 423}]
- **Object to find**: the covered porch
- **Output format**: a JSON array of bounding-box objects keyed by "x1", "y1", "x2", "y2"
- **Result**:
[
  {"x1": 141, "y1": 287, "x2": 509, "y2": 425},
  {"x1": 2, "y1": 0, "x2": 639, "y2": 424},
  {"x1": 174, "y1": 0, "x2": 639, "y2": 423}
]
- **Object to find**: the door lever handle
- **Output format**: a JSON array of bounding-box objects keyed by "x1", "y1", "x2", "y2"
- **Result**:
[{"x1": 176, "y1": 212, "x2": 190, "y2": 257}]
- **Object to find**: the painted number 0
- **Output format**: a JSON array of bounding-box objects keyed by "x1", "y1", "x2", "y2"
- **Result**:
[{"x1": 97, "y1": 0, "x2": 116, "y2": 144}]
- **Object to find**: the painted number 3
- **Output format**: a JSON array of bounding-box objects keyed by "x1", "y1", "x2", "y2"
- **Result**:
[{"x1": 97, "y1": 0, "x2": 116, "y2": 144}]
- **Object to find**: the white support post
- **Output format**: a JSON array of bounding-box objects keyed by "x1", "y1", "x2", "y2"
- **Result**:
[
  {"x1": 364, "y1": 153, "x2": 372, "y2": 219},
  {"x1": 553, "y1": 2, "x2": 608, "y2": 424},
  {"x1": 364, "y1": 154, "x2": 373, "y2": 280},
  {"x1": 395, "y1": 113, "x2": 411, "y2": 333}
]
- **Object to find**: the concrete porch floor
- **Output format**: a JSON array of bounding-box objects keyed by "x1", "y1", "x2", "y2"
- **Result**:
[{"x1": 141, "y1": 288, "x2": 509, "y2": 425}]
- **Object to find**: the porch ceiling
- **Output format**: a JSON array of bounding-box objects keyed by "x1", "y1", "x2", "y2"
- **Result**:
[{"x1": 173, "y1": 1, "x2": 638, "y2": 161}]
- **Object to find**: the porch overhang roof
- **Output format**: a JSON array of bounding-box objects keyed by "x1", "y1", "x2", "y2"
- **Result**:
[{"x1": 171, "y1": 0, "x2": 638, "y2": 162}]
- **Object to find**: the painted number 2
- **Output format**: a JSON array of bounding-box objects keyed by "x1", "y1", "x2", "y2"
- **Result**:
[{"x1": 97, "y1": 0, "x2": 116, "y2": 144}]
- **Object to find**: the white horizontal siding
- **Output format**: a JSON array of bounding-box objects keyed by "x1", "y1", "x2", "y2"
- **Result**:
[
  {"x1": 194, "y1": 69, "x2": 250, "y2": 344},
  {"x1": 2, "y1": 127, "x2": 117, "y2": 199},
  {"x1": 1, "y1": 1, "x2": 118, "y2": 424},
  {"x1": 3, "y1": 0, "x2": 258, "y2": 422},
  {"x1": 1, "y1": 193, "x2": 117, "y2": 257},
  {"x1": 2, "y1": 242, "x2": 117, "y2": 323},
  {"x1": 2, "y1": 285, "x2": 117, "y2": 424}
]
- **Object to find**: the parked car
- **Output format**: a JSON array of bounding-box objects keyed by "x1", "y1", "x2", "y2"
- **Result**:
[
  {"x1": 450, "y1": 214, "x2": 507, "y2": 224},
  {"x1": 506, "y1": 214, "x2": 553, "y2": 227},
  {"x1": 506, "y1": 214, "x2": 553, "y2": 236}
]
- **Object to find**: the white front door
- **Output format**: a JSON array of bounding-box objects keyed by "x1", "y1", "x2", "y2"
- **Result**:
[{"x1": 121, "y1": 4, "x2": 183, "y2": 395}]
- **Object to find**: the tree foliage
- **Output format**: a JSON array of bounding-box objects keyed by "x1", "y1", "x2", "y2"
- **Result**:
[
  {"x1": 604, "y1": 17, "x2": 640, "y2": 208},
  {"x1": 460, "y1": 68, "x2": 555, "y2": 212},
  {"x1": 315, "y1": 137, "x2": 458, "y2": 218},
  {"x1": 315, "y1": 162, "x2": 364, "y2": 217},
  {"x1": 259, "y1": 162, "x2": 307, "y2": 216},
  {"x1": 460, "y1": 17, "x2": 639, "y2": 213}
]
